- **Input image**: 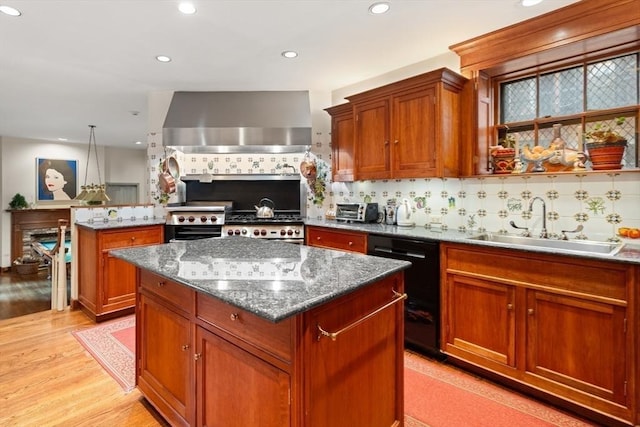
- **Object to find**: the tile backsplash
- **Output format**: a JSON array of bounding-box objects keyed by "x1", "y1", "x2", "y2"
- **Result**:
[{"x1": 147, "y1": 131, "x2": 639, "y2": 244}]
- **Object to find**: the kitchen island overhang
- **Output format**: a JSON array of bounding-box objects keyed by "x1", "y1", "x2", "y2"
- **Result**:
[{"x1": 110, "y1": 236, "x2": 410, "y2": 427}]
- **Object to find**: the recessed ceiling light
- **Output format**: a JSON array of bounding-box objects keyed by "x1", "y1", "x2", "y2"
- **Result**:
[
  {"x1": 178, "y1": 2, "x2": 196, "y2": 15},
  {"x1": 156, "y1": 55, "x2": 172, "y2": 63},
  {"x1": 0, "y1": 5, "x2": 21, "y2": 16},
  {"x1": 281, "y1": 51, "x2": 298, "y2": 59},
  {"x1": 57, "y1": 138, "x2": 68, "y2": 142},
  {"x1": 368, "y1": 2, "x2": 390, "y2": 14},
  {"x1": 134, "y1": 141, "x2": 142, "y2": 145},
  {"x1": 521, "y1": 0, "x2": 543, "y2": 6}
]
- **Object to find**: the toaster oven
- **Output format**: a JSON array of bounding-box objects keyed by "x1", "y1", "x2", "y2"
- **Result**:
[{"x1": 335, "y1": 203, "x2": 379, "y2": 223}]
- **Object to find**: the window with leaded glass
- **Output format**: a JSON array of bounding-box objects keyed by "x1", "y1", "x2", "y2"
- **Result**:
[{"x1": 499, "y1": 53, "x2": 639, "y2": 169}]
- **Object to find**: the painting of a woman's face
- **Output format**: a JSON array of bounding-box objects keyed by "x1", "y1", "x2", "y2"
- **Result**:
[{"x1": 45, "y1": 168, "x2": 67, "y2": 192}]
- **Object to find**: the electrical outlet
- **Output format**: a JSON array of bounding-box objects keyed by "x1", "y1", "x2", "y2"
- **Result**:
[{"x1": 430, "y1": 215, "x2": 442, "y2": 224}]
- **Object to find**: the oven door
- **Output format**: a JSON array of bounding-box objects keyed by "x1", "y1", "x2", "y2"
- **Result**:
[{"x1": 164, "y1": 225, "x2": 222, "y2": 243}]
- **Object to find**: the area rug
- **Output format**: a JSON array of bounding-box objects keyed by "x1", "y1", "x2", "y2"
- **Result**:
[
  {"x1": 72, "y1": 315, "x2": 135, "y2": 393},
  {"x1": 404, "y1": 351, "x2": 597, "y2": 427}
]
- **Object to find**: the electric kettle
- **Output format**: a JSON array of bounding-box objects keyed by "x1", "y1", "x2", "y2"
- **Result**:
[{"x1": 396, "y1": 198, "x2": 414, "y2": 227}]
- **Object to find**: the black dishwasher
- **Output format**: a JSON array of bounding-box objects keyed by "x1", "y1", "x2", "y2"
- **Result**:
[{"x1": 367, "y1": 234, "x2": 442, "y2": 358}]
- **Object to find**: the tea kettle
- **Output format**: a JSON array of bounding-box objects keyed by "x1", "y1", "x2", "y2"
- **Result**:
[
  {"x1": 396, "y1": 198, "x2": 414, "y2": 227},
  {"x1": 255, "y1": 198, "x2": 275, "y2": 218}
]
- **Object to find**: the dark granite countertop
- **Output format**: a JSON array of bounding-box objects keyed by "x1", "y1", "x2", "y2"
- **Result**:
[
  {"x1": 110, "y1": 236, "x2": 410, "y2": 322},
  {"x1": 75, "y1": 217, "x2": 166, "y2": 230},
  {"x1": 305, "y1": 219, "x2": 640, "y2": 265}
]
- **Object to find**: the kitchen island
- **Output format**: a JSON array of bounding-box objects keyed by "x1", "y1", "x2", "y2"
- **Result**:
[{"x1": 111, "y1": 236, "x2": 410, "y2": 427}]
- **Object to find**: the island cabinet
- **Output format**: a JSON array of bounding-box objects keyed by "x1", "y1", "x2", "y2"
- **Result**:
[
  {"x1": 305, "y1": 225, "x2": 367, "y2": 254},
  {"x1": 344, "y1": 67, "x2": 467, "y2": 180},
  {"x1": 325, "y1": 103, "x2": 355, "y2": 182},
  {"x1": 136, "y1": 268, "x2": 405, "y2": 427},
  {"x1": 441, "y1": 242, "x2": 638, "y2": 425},
  {"x1": 77, "y1": 224, "x2": 164, "y2": 322}
]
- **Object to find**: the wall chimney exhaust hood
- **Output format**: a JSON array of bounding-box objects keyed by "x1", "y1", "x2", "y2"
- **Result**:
[{"x1": 162, "y1": 91, "x2": 312, "y2": 154}]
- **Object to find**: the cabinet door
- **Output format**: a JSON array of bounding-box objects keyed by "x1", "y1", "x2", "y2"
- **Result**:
[
  {"x1": 354, "y1": 98, "x2": 390, "y2": 180},
  {"x1": 444, "y1": 274, "x2": 516, "y2": 368},
  {"x1": 392, "y1": 86, "x2": 437, "y2": 178},
  {"x1": 102, "y1": 254, "x2": 136, "y2": 311},
  {"x1": 525, "y1": 290, "x2": 628, "y2": 405},
  {"x1": 196, "y1": 326, "x2": 290, "y2": 427},
  {"x1": 138, "y1": 293, "x2": 192, "y2": 427},
  {"x1": 331, "y1": 111, "x2": 355, "y2": 182}
]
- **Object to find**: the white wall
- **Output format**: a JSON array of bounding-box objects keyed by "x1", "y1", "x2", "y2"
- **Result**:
[{"x1": 0, "y1": 136, "x2": 147, "y2": 267}]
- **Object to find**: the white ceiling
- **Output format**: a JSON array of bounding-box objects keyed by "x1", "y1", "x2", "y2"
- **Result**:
[{"x1": 0, "y1": 0, "x2": 580, "y2": 149}]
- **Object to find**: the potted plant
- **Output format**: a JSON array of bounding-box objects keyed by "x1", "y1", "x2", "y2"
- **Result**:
[
  {"x1": 9, "y1": 193, "x2": 29, "y2": 210},
  {"x1": 585, "y1": 117, "x2": 628, "y2": 170}
]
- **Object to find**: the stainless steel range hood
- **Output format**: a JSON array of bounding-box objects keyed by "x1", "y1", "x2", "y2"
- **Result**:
[{"x1": 163, "y1": 91, "x2": 312, "y2": 154}]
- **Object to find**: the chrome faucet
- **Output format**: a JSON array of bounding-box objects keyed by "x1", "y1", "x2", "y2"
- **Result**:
[{"x1": 528, "y1": 197, "x2": 548, "y2": 238}]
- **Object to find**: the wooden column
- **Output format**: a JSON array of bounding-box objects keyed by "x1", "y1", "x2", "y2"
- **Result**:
[{"x1": 9, "y1": 208, "x2": 71, "y2": 264}]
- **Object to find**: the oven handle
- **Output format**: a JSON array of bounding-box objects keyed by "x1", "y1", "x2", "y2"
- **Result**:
[{"x1": 316, "y1": 289, "x2": 407, "y2": 341}]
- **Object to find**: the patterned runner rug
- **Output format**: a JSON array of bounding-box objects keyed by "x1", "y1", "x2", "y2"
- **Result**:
[{"x1": 72, "y1": 315, "x2": 135, "y2": 393}]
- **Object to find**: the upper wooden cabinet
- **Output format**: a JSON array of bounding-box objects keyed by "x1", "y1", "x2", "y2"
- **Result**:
[
  {"x1": 325, "y1": 68, "x2": 467, "y2": 181},
  {"x1": 325, "y1": 103, "x2": 355, "y2": 182}
]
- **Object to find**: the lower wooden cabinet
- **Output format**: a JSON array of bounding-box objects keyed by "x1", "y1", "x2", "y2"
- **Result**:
[
  {"x1": 136, "y1": 268, "x2": 404, "y2": 427},
  {"x1": 441, "y1": 242, "x2": 638, "y2": 425},
  {"x1": 77, "y1": 224, "x2": 164, "y2": 321},
  {"x1": 305, "y1": 225, "x2": 367, "y2": 253}
]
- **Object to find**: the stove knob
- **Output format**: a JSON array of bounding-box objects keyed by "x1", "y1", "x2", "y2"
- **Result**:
[
  {"x1": 253, "y1": 229, "x2": 260, "y2": 236},
  {"x1": 260, "y1": 229, "x2": 267, "y2": 236},
  {"x1": 234, "y1": 229, "x2": 241, "y2": 236},
  {"x1": 227, "y1": 229, "x2": 234, "y2": 236},
  {"x1": 200, "y1": 215, "x2": 207, "y2": 223},
  {"x1": 210, "y1": 215, "x2": 217, "y2": 223},
  {"x1": 241, "y1": 228, "x2": 248, "y2": 235},
  {"x1": 280, "y1": 229, "x2": 286, "y2": 236},
  {"x1": 188, "y1": 216, "x2": 195, "y2": 223},
  {"x1": 294, "y1": 229, "x2": 301, "y2": 235},
  {"x1": 177, "y1": 216, "x2": 185, "y2": 223},
  {"x1": 287, "y1": 229, "x2": 293, "y2": 236}
]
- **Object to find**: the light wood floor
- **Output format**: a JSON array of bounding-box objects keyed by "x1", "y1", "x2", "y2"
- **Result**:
[{"x1": 0, "y1": 308, "x2": 167, "y2": 427}]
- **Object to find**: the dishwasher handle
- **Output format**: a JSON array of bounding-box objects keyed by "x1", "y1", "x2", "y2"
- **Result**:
[{"x1": 371, "y1": 246, "x2": 426, "y2": 259}]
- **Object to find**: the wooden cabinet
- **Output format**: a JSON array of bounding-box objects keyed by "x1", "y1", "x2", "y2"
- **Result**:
[
  {"x1": 305, "y1": 225, "x2": 367, "y2": 253},
  {"x1": 135, "y1": 266, "x2": 404, "y2": 427},
  {"x1": 325, "y1": 103, "x2": 355, "y2": 182},
  {"x1": 138, "y1": 290, "x2": 193, "y2": 427},
  {"x1": 339, "y1": 68, "x2": 466, "y2": 180},
  {"x1": 441, "y1": 242, "x2": 638, "y2": 425},
  {"x1": 77, "y1": 224, "x2": 163, "y2": 321}
]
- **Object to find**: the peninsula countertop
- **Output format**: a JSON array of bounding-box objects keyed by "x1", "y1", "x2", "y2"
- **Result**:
[{"x1": 110, "y1": 236, "x2": 410, "y2": 322}]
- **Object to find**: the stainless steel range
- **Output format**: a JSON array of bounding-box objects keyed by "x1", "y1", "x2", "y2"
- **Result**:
[{"x1": 164, "y1": 174, "x2": 305, "y2": 243}]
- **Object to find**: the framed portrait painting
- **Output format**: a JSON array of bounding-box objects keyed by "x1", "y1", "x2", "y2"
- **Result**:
[{"x1": 36, "y1": 158, "x2": 78, "y2": 202}]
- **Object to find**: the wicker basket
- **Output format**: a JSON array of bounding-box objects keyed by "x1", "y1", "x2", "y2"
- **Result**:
[{"x1": 14, "y1": 260, "x2": 40, "y2": 275}]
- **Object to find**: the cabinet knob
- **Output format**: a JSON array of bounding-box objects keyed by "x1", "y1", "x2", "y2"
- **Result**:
[
  {"x1": 507, "y1": 303, "x2": 513, "y2": 310},
  {"x1": 230, "y1": 313, "x2": 239, "y2": 321},
  {"x1": 527, "y1": 308, "x2": 534, "y2": 315},
  {"x1": 384, "y1": 140, "x2": 389, "y2": 146},
  {"x1": 394, "y1": 140, "x2": 399, "y2": 144},
  {"x1": 194, "y1": 353, "x2": 201, "y2": 361},
  {"x1": 348, "y1": 241, "x2": 353, "y2": 246},
  {"x1": 181, "y1": 344, "x2": 190, "y2": 351},
  {"x1": 157, "y1": 281, "x2": 165, "y2": 287},
  {"x1": 131, "y1": 236, "x2": 136, "y2": 241},
  {"x1": 316, "y1": 236, "x2": 321, "y2": 240}
]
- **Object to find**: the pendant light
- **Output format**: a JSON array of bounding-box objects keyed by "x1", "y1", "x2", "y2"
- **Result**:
[{"x1": 74, "y1": 125, "x2": 110, "y2": 204}]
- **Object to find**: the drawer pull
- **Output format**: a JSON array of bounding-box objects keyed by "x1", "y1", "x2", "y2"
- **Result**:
[
  {"x1": 157, "y1": 281, "x2": 165, "y2": 287},
  {"x1": 507, "y1": 303, "x2": 513, "y2": 310},
  {"x1": 316, "y1": 236, "x2": 321, "y2": 241},
  {"x1": 131, "y1": 236, "x2": 136, "y2": 241},
  {"x1": 181, "y1": 344, "x2": 190, "y2": 351},
  {"x1": 317, "y1": 289, "x2": 407, "y2": 341},
  {"x1": 194, "y1": 353, "x2": 201, "y2": 361},
  {"x1": 230, "y1": 313, "x2": 239, "y2": 321},
  {"x1": 348, "y1": 241, "x2": 353, "y2": 246},
  {"x1": 528, "y1": 308, "x2": 535, "y2": 315}
]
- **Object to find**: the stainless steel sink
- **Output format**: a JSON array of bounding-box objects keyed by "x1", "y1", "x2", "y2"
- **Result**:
[{"x1": 468, "y1": 233, "x2": 622, "y2": 255}]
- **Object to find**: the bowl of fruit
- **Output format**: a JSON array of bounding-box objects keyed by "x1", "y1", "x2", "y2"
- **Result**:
[{"x1": 618, "y1": 227, "x2": 640, "y2": 239}]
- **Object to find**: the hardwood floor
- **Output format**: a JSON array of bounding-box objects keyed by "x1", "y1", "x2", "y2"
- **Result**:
[
  {"x1": 0, "y1": 308, "x2": 167, "y2": 427},
  {"x1": 0, "y1": 269, "x2": 55, "y2": 320}
]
